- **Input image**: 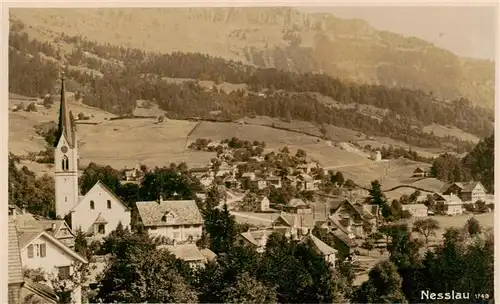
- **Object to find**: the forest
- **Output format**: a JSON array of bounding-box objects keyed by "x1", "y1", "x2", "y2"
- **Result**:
[{"x1": 8, "y1": 23, "x2": 493, "y2": 153}]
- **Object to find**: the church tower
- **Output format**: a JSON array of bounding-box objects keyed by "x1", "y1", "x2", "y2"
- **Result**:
[{"x1": 54, "y1": 72, "x2": 79, "y2": 218}]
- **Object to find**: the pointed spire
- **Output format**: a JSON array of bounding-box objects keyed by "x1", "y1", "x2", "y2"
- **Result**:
[{"x1": 55, "y1": 71, "x2": 75, "y2": 148}]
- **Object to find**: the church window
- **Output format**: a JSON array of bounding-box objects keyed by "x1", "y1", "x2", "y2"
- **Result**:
[
  {"x1": 107, "y1": 200, "x2": 111, "y2": 209},
  {"x1": 90, "y1": 200, "x2": 95, "y2": 210},
  {"x1": 62, "y1": 156, "x2": 69, "y2": 171},
  {"x1": 98, "y1": 224, "x2": 105, "y2": 235},
  {"x1": 65, "y1": 196, "x2": 67, "y2": 202}
]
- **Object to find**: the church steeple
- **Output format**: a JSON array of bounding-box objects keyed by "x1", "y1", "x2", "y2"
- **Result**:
[{"x1": 55, "y1": 72, "x2": 76, "y2": 148}]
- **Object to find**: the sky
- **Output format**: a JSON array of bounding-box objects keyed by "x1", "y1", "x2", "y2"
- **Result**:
[{"x1": 301, "y1": 6, "x2": 497, "y2": 61}]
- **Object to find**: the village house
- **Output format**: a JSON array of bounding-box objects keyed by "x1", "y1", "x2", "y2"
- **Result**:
[
  {"x1": 266, "y1": 176, "x2": 282, "y2": 188},
  {"x1": 432, "y1": 193, "x2": 464, "y2": 215},
  {"x1": 319, "y1": 216, "x2": 358, "y2": 261},
  {"x1": 158, "y1": 244, "x2": 216, "y2": 269},
  {"x1": 401, "y1": 204, "x2": 428, "y2": 217},
  {"x1": 296, "y1": 173, "x2": 318, "y2": 191},
  {"x1": 122, "y1": 167, "x2": 141, "y2": 181},
  {"x1": 190, "y1": 167, "x2": 213, "y2": 179},
  {"x1": 441, "y1": 181, "x2": 487, "y2": 203},
  {"x1": 284, "y1": 198, "x2": 312, "y2": 214},
  {"x1": 412, "y1": 167, "x2": 431, "y2": 178},
  {"x1": 15, "y1": 218, "x2": 76, "y2": 249},
  {"x1": 251, "y1": 177, "x2": 267, "y2": 190},
  {"x1": 16, "y1": 224, "x2": 88, "y2": 304},
  {"x1": 297, "y1": 162, "x2": 319, "y2": 174},
  {"x1": 136, "y1": 199, "x2": 204, "y2": 244},
  {"x1": 271, "y1": 212, "x2": 316, "y2": 239},
  {"x1": 328, "y1": 199, "x2": 378, "y2": 238},
  {"x1": 260, "y1": 196, "x2": 271, "y2": 212},
  {"x1": 301, "y1": 233, "x2": 337, "y2": 267},
  {"x1": 238, "y1": 228, "x2": 274, "y2": 253},
  {"x1": 199, "y1": 175, "x2": 215, "y2": 188},
  {"x1": 216, "y1": 161, "x2": 236, "y2": 177},
  {"x1": 70, "y1": 181, "x2": 131, "y2": 240}
]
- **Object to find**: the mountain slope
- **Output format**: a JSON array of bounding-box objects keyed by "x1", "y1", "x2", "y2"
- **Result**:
[{"x1": 10, "y1": 7, "x2": 494, "y2": 109}]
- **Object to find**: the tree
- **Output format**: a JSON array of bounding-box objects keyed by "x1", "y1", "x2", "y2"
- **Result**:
[
  {"x1": 26, "y1": 102, "x2": 37, "y2": 112},
  {"x1": 474, "y1": 200, "x2": 488, "y2": 213},
  {"x1": 203, "y1": 204, "x2": 238, "y2": 254},
  {"x1": 334, "y1": 171, "x2": 345, "y2": 187},
  {"x1": 387, "y1": 224, "x2": 423, "y2": 269},
  {"x1": 79, "y1": 162, "x2": 122, "y2": 195},
  {"x1": 412, "y1": 218, "x2": 440, "y2": 248},
  {"x1": 466, "y1": 217, "x2": 482, "y2": 236},
  {"x1": 368, "y1": 180, "x2": 390, "y2": 219},
  {"x1": 94, "y1": 232, "x2": 197, "y2": 303},
  {"x1": 224, "y1": 272, "x2": 276, "y2": 304},
  {"x1": 352, "y1": 260, "x2": 407, "y2": 304},
  {"x1": 295, "y1": 149, "x2": 307, "y2": 159}
]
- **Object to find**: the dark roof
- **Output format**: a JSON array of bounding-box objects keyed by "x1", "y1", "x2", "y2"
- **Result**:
[
  {"x1": 23, "y1": 278, "x2": 59, "y2": 303},
  {"x1": 55, "y1": 74, "x2": 76, "y2": 148},
  {"x1": 136, "y1": 200, "x2": 204, "y2": 227},
  {"x1": 8, "y1": 220, "x2": 24, "y2": 285},
  {"x1": 93, "y1": 213, "x2": 108, "y2": 224}
]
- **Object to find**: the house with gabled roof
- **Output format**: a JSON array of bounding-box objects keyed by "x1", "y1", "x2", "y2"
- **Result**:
[
  {"x1": 412, "y1": 167, "x2": 430, "y2": 177},
  {"x1": 158, "y1": 244, "x2": 216, "y2": 269},
  {"x1": 301, "y1": 233, "x2": 337, "y2": 267},
  {"x1": 16, "y1": 224, "x2": 88, "y2": 304},
  {"x1": 271, "y1": 212, "x2": 316, "y2": 239},
  {"x1": 69, "y1": 181, "x2": 131, "y2": 239},
  {"x1": 284, "y1": 198, "x2": 312, "y2": 214},
  {"x1": 15, "y1": 218, "x2": 76, "y2": 249},
  {"x1": 329, "y1": 199, "x2": 377, "y2": 238},
  {"x1": 136, "y1": 198, "x2": 204, "y2": 244},
  {"x1": 266, "y1": 175, "x2": 282, "y2": 188},
  {"x1": 432, "y1": 193, "x2": 464, "y2": 215},
  {"x1": 441, "y1": 181, "x2": 487, "y2": 203},
  {"x1": 296, "y1": 173, "x2": 318, "y2": 191},
  {"x1": 238, "y1": 228, "x2": 274, "y2": 253}
]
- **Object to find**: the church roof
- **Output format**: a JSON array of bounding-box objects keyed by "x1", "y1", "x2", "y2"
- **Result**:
[
  {"x1": 135, "y1": 200, "x2": 204, "y2": 227},
  {"x1": 54, "y1": 73, "x2": 76, "y2": 148}
]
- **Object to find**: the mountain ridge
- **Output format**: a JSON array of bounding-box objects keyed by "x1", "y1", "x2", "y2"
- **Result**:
[{"x1": 10, "y1": 7, "x2": 495, "y2": 109}]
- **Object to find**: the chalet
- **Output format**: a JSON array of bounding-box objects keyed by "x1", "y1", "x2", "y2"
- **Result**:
[
  {"x1": 16, "y1": 225, "x2": 88, "y2": 304},
  {"x1": 297, "y1": 173, "x2": 317, "y2": 191},
  {"x1": 238, "y1": 228, "x2": 273, "y2": 253},
  {"x1": 70, "y1": 181, "x2": 131, "y2": 240},
  {"x1": 432, "y1": 193, "x2": 464, "y2": 215},
  {"x1": 136, "y1": 199, "x2": 204, "y2": 244},
  {"x1": 328, "y1": 199, "x2": 377, "y2": 238},
  {"x1": 271, "y1": 212, "x2": 316, "y2": 239},
  {"x1": 442, "y1": 181, "x2": 487, "y2": 203},
  {"x1": 301, "y1": 233, "x2": 337, "y2": 267},
  {"x1": 401, "y1": 204, "x2": 428, "y2": 217},
  {"x1": 266, "y1": 176, "x2": 282, "y2": 188},
  {"x1": 284, "y1": 198, "x2": 312, "y2": 214},
  {"x1": 260, "y1": 196, "x2": 270, "y2": 212},
  {"x1": 158, "y1": 244, "x2": 216, "y2": 269},
  {"x1": 412, "y1": 167, "x2": 430, "y2": 178}
]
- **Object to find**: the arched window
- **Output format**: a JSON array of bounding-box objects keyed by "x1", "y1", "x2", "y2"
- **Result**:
[
  {"x1": 90, "y1": 200, "x2": 95, "y2": 210},
  {"x1": 61, "y1": 156, "x2": 69, "y2": 171},
  {"x1": 107, "y1": 200, "x2": 111, "y2": 209}
]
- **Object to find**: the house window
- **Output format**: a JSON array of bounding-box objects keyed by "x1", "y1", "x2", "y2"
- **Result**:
[
  {"x1": 98, "y1": 224, "x2": 105, "y2": 235},
  {"x1": 27, "y1": 243, "x2": 46, "y2": 258},
  {"x1": 58, "y1": 266, "x2": 71, "y2": 280},
  {"x1": 107, "y1": 200, "x2": 111, "y2": 209},
  {"x1": 90, "y1": 200, "x2": 95, "y2": 209},
  {"x1": 65, "y1": 196, "x2": 67, "y2": 202},
  {"x1": 149, "y1": 226, "x2": 157, "y2": 230},
  {"x1": 161, "y1": 215, "x2": 167, "y2": 222}
]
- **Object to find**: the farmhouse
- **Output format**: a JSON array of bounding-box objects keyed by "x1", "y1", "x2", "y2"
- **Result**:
[
  {"x1": 297, "y1": 173, "x2": 318, "y2": 191},
  {"x1": 251, "y1": 177, "x2": 267, "y2": 190},
  {"x1": 412, "y1": 167, "x2": 430, "y2": 177},
  {"x1": 16, "y1": 225, "x2": 88, "y2": 304},
  {"x1": 441, "y1": 181, "x2": 487, "y2": 203},
  {"x1": 401, "y1": 204, "x2": 428, "y2": 217},
  {"x1": 136, "y1": 199, "x2": 204, "y2": 244},
  {"x1": 15, "y1": 218, "x2": 76, "y2": 249},
  {"x1": 284, "y1": 198, "x2": 312, "y2": 214},
  {"x1": 433, "y1": 193, "x2": 464, "y2": 215}
]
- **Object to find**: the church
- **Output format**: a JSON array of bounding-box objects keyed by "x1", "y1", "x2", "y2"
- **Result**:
[{"x1": 54, "y1": 73, "x2": 131, "y2": 238}]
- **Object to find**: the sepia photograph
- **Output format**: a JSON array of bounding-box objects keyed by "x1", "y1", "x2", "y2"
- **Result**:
[{"x1": 5, "y1": 3, "x2": 496, "y2": 304}]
